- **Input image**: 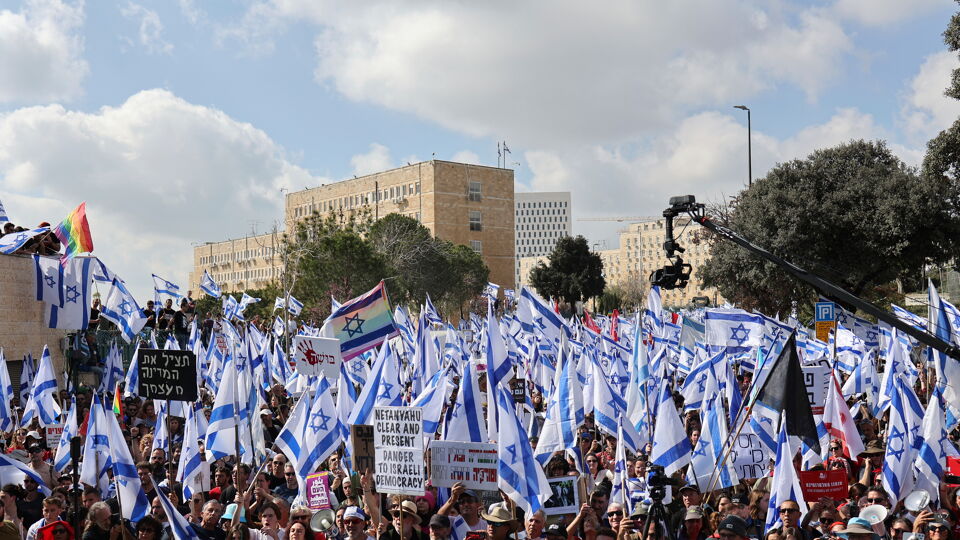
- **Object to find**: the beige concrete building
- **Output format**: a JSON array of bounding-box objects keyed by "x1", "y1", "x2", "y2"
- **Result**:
[
  {"x1": 192, "y1": 160, "x2": 516, "y2": 296},
  {"x1": 516, "y1": 255, "x2": 548, "y2": 289},
  {"x1": 189, "y1": 232, "x2": 284, "y2": 295},
  {"x1": 600, "y1": 217, "x2": 723, "y2": 308},
  {"x1": 0, "y1": 255, "x2": 67, "y2": 381}
]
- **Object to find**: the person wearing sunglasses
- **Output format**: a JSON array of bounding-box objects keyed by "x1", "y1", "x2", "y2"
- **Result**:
[
  {"x1": 135, "y1": 516, "x2": 162, "y2": 540},
  {"x1": 37, "y1": 520, "x2": 73, "y2": 540},
  {"x1": 480, "y1": 507, "x2": 520, "y2": 540},
  {"x1": 913, "y1": 511, "x2": 954, "y2": 540},
  {"x1": 606, "y1": 503, "x2": 625, "y2": 536}
]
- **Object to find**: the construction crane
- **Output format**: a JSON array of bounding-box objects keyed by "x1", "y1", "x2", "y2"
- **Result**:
[{"x1": 577, "y1": 216, "x2": 661, "y2": 222}]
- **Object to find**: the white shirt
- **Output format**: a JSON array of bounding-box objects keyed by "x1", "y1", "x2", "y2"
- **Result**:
[{"x1": 451, "y1": 515, "x2": 488, "y2": 540}]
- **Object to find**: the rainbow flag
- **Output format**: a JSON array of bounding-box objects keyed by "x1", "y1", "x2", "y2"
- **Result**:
[
  {"x1": 53, "y1": 202, "x2": 94, "y2": 259},
  {"x1": 326, "y1": 280, "x2": 398, "y2": 361},
  {"x1": 112, "y1": 383, "x2": 122, "y2": 416}
]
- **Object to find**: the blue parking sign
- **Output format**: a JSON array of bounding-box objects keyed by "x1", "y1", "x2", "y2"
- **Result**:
[{"x1": 815, "y1": 301, "x2": 835, "y2": 322}]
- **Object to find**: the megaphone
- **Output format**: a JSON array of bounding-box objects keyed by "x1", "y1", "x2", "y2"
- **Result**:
[
  {"x1": 860, "y1": 504, "x2": 888, "y2": 526},
  {"x1": 905, "y1": 490, "x2": 931, "y2": 513},
  {"x1": 311, "y1": 509, "x2": 338, "y2": 534}
]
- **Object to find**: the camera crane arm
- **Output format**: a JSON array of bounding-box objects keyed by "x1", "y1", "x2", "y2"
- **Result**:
[{"x1": 658, "y1": 195, "x2": 960, "y2": 361}]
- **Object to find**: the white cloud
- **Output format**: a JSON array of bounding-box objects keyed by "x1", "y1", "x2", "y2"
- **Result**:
[
  {"x1": 0, "y1": 0, "x2": 88, "y2": 103},
  {"x1": 350, "y1": 143, "x2": 393, "y2": 176},
  {"x1": 178, "y1": 0, "x2": 203, "y2": 25},
  {"x1": 0, "y1": 89, "x2": 319, "y2": 299},
  {"x1": 218, "y1": 1, "x2": 855, "y2": 147},
  {"x1": 901, "y1": 51, "x2": 960, "y2": 143},
  {"x1": 120, "y1": 1, "x2": 173, "y2": 55},
  {"x1": 450, "y1": 150, "x2": 481, "y2": 165},
  {"x1": 832, "y1": 0, "x2": 950, "y2": 27}
]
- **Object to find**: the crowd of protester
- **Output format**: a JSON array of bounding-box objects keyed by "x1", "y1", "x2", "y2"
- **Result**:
[{"x1": 1, "y1": 221, "x2": 61, "y2": 256}]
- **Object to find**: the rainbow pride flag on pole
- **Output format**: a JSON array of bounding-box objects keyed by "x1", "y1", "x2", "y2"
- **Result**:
[
  {"x1": 53, "y1": 202, "x2": 94, "y2": 260},
  {"x1": 325, "y1": 280, "x2": 399, "y2": 361},
  {"x1": 112, "y1": 382, "x2": 123, "y2": 416}
]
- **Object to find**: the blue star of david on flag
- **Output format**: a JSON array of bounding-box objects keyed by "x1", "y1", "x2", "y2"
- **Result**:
[
  {"x1": 44, "y1": 274, "x2": 56, "y2": 288},
  {"x1": 692, "y1": 439, "x2": 710, "y2": 458},
  {"x1": 119, "y1": 300, "x2": 134, "y2": 316},
  {"x1": 310, "y1": 410, "x2": 331, "y2": 433},
  {"x1": 729, "y1": 323, "x2": 750, "y2": 346},
  {"x1": 344, "y1": 314, "x2": 365, "y2": 338},
  {"x1": 506, "y1": 443, "x2": 518, "y2": 464},
  {"x1": 378, "y1": 382, "x2": 394, "y2": 400},
  {"x1": 65, "y1": 286, "x2": 80, "y2": 303},
  {"x1": 887, "y1": 425, "x2": 906, "y2": 460}
]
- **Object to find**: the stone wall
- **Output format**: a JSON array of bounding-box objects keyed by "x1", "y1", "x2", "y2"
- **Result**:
[{"x1": 0, "y1": 254, "x2": 68, "y2": 378}]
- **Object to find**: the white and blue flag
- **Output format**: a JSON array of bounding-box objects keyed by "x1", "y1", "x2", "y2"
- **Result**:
[
  {"x1": 53, "y1": 397, "x2": 77, "y2": 473},
  {"x1": 200, "y1": 269, "x2": 221, "y2": 298},
  {"x1": 765, "y1": 414, "x2": 807, "y2": 532},
  {"x1": 0, "y1": 349, "x2": 14, "y2": 433},
  {"x1": 100, "y1": 278, "x2": 148, "y2": 343},
  {"x1": 45, "y1": 257, "x2": 93, "y2": 330},
  {"x1": 495, "y1": 385, "x2": 550, "y2": 514},
  {"x1": 649, "y1": 380, "x2": 691, "y2": 475},
  {"x1": 21, "y1": 346, "x2": 61, "y2": 427},
  {"x1": 33, "y1": 254, "x2": 63, "y2": 306},
  {"x1": 446, "y1": 360, "x2": 488, "y2": 443},
  {"x1": 882, "y1": 377, "x2": 925, "y2": 503},
  {"x1": 915, "y1": 388, "x2": 960, "y2": 502},
  {"x1": 0, "y1": 227, "x2": 48, "y2": 254}
]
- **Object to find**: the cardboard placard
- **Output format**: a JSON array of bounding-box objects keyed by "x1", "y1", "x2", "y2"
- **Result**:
[
  {"x1": 293, "y1": 336, "x2": 343, "y2": 379},
  {"x1": 373, "y1": 406, "x2": 424, "y2": 495},
  {"x1": 306, "y1": 472, "x2": 333, "y2": 510},
  {"x1": 429, "y1": 441, "x2": 498, "y2": 491},
  {"x1": 802, "y1": 363, "x2": 831, "y2": 415},
  {"x1": 543, "y1": 476, "x2": 580, "y2": 516},
  {"x1": 137, "y1": 349, "x2": 198, "y2": 401},
  {"x1": 729, "y1": 427, "x2": 769, "y2": 480},
  {"x1": 45, "y1": 425, "x2": 63, "y2": 449},
  {"x1": 351, "y1": 424, "x2": 375, "y2": 474},
  {"x1": 798, "y1": 469, "x2": 848, "y2": 501}
]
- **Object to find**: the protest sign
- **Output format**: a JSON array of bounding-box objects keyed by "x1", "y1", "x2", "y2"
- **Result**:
[
  {"x1": 293, "y1": 336, "x2": 342, "y2": 379},
  {"x1": 729, "y1": 428, "x2": 768, "y2": 480},
  {"x1": 510, "y1": 378, "x2": 526, "y2": 404},
  {"x1": 45, "y1": 424, "x2": 63, "y2": 448},
  {"x1": 306, "y1": 472, "x2": 333, "y2": 510},
  {"x1": 544, "y1": 477, "x2": 580, "y2": 515},
  {"x1": 351, "y1": 425, "x2": 375, "y2": 474},
  {"x1": 373, "y1": 406, "x2": 424, "y2": 495},
  {"x1": 802, "y1": 362, "x2": 831, "y2": 415},
  {"x1": 429, "y1": 441, "x2": 498, "y2": 491},
  {"x1": 137, "y1": 349, "x2": 198, "y2": 401},
  {"x1": 798, "y1": 469, "x2": 848, "y2": 501}
]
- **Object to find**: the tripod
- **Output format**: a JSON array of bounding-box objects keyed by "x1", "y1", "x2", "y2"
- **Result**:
[{"x1": 640, "y1": 498, "x2": 677, "y2": 540}]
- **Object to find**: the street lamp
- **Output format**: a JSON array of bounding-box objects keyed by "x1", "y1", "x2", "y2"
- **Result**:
[{"x1": 733, "y1": 105, "x2": 752, "y2": 187}]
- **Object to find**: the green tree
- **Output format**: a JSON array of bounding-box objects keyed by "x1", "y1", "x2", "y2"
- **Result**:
[
  {"x1": 367, "y1": 214, "x2": 448, "y2": 306},
  {"x1": 437, "y1": 242, "x2": 489, "y2": 318},
  {"x1": 701, "y1": 139, "x2": 955, "y2": 314},
  {"x1": 529, "y1": 235, "x2": 605, "y2": 305}
]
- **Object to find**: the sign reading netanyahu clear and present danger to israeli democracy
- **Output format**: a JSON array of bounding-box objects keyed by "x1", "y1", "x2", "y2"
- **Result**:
[{"x1": 373, "y1": 406, "x2": 424, "y2": 495}]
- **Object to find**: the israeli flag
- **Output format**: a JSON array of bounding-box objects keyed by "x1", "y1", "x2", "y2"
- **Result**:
[
  {"x1": 100, "y1": 278, "x2": 148, "y2": 343},
  {"x1": 928, "y1": 280, "x2": 960, "y2": 429},
  {"x1": 610, "y1": 417, "x2": 632, "y2": 509},
  {"x1": 412, "y1": 368, "x2": 452, "y2": 436},
  {"x1": 915, "y1": 388, "x2": 960, "y2": 502},
  {"x1": 484, "y1": 281, "x2": 501, "y2": 300},
  {"x1": 0, "y1": 227, "x2": 48, "y2": 254},
  {"x1": 21, "y1": 346, "x2": 61, "y2": 427},
  {"x1": 79, "y1": 395, "x2": 112, "y2": 498},
  {"x1": 0, "y1": 453, "x2": 50, "y2": 496},
  {"x1": 0, "y1": 199, "x2": 7, "y2": 222},
  {"x1": 200, "y1": 269, "x2": 221, "y2": 298},
  {"x1": 765, "y1": 414, "x2": 807, "y2": 532},
  {"x1": 649, "y1": 380, "x2": 692, "y2": 475},
  {"x1": 53, "y1": 397, "x2": 77, "y2": 473},
  {"x1": 297, "y1": 375, "x2": 342, "y2": 491},
  {"x1": 19, "y1": 353, "x2": 34, "y2": 406},
  {"x1": 105, "y1": 404, "x2": 150, "y2": 521},
  {"x1": 445, "y1": 360, "x2": 488, "y2": 443},
  {"x1": 0, "y1": 349, "x2": 14, "y2": 433},
  {"x1": 705, "y1": 308, "x2": 764, "y2": 349},
  {"x1": 688, "y1": 392, "x2": 739, "y2": 490},
  {"x1": 882, "y1": 378, "x2": 925, "y2": 503},
  {"x1": 152, "y1": 273, "x2": 183, "y2": 301},
  {"x1": 124, "y1": 342, "x2": 141, "y2": 398},
  {"x1": 534, "y1": 348, "x2": 584, "y2": 462},
  {"x1": 495, "y1": 385, "x2": 551, "y2": 514},
  {"x1": 205, "y1": 352, "x2": 239, "y2": 461},
  {"x1": 346, "y1": 343, "x2": 403, "y2": 426},
  {"x1": 151, "y1": 475, "x2": 201, "y2": 540},
  {"x1": 33, "y1": 254, "x2": 64, "y2": 306},
  {"x1": 336, "y1": 361, "x2": 359, "y2": 454},
  {"x1": 274, "y1": 295, "x2": 304, "y2": 317},
  {"x1": 46, "y1": 257, "x2": 93, "y2": 330},
  {"x1": 275, "y1": 390, "x2": 311, "y2": 472},
  {"x1": 97, "y1": 344, "x2": 125, "y2": 394},
  {"x1": 235, "y1": 292, "x2": 261, "y2": 321},
  {"x1": 424, "y1": 293, "x2": 443, "y2": 326}
]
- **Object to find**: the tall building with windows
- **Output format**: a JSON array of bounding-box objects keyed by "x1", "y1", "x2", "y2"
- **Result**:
[
  {"x1": 514, "y1": 192, "x2": 571, "y2": 287},
  {"x1": 191, "y1": 160, "x2": 516, "y2": 295}
]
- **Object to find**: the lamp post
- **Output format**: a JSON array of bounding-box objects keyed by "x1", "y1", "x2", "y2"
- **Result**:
[{"x1": 734, "y1": 105, "x2": 752, "y2": 187}]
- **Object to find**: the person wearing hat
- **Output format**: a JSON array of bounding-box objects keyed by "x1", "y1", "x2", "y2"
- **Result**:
[
  {"x1": 382, "y1": 500, "x2": 426, "y2": 540},
  {"x1": 437, "y1": 483, "x2": 487, "y2": 538},
  {"x1": 835, "y1": 517, "x2": 879, "y2": 540},
  {"x1": 678, "y1": 507, "x2": 708, "y2": 540},
  {"x1": 480, "y1": 507, "x2": 520, "y2": 540},
  {"x1": 913, "y1": 510, "x2": 953, "y2": 540},
  {"x1": 544, "y1": 523, "x2": 567, "y2": 540},
  {"x1": 715, "y1": 516, "x2": 750, "y2": 540},
  {"x1": 857, "y1": 440, "x2": 885, "y2": 487},
  {"x1": 671, "y1": 484, "x2": 710, "y2": 530},
  {"x1": 428, "y1": 514, "x2": 453, "y2": 540},
  {"x1": 341, "y1": 506, "x2": 374, "y2": 540}
]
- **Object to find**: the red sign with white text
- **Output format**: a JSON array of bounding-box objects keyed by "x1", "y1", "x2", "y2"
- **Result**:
[{"x1": 798, "y1": 469, "x2": 848, "y2": 501}]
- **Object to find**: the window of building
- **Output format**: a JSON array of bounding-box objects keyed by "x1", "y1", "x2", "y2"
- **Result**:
[
  {"x1": 470, "y1": 240, "x2": 482, "y2": 253},
  {"x1": 468, "y1": 181, "x2": 482, "y2": 201},
  {"x1": 469, "y1": 211, "x2": 482, "y2": 231}
]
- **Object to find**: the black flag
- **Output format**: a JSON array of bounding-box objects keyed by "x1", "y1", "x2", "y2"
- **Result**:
[{"x1": 753, "y1": 332, "x2": 821, "y2": 454}]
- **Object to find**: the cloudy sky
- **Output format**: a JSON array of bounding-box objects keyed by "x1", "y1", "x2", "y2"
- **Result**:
[{"x1": 2, "y1": 0, "x2": 959, "y2": 300}]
